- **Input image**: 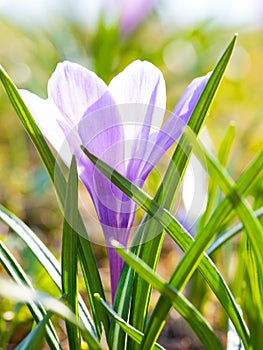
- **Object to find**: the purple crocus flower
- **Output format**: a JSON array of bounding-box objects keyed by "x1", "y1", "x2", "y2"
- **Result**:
[
  {"x1": 19, "y1": 60, "x2": 209, "y2": 300},
  {"x1": 103, "y1": 0, "x2": 157, "y2": 35}
]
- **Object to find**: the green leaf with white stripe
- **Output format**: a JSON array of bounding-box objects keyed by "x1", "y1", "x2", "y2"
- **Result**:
[
  {"x1": 0, "y1": 279, "x2": 102, "y2": 350},
  {"x1": 0, "y1": 204, "x2": 96, "y2": 336},
  {"x1": 111, "y1": 240, "x2": 224, "y2": 350},
  {"x1": 0, "y1": 241, "x2": 61, "y2": 350},
  {"x1": 94, "y1": 293, "x2": 165, "y2": 350},
  {"x1": 62, "y1": 156, "x2": 80, "y2": 349}
]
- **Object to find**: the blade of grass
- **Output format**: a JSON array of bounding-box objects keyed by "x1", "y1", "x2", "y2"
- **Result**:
[
  {"x1": 0, "y1": 204, "x2": 96, "y2": 336},
  {"x1": 199, "y1": 145, "x2": 263, "y2": 245},
  {"x1": 0, "y1": 65, "x2": 109, "y2": 338},
  {"x1": 109, "y1": 261, "x2": 135, "y2": 349},
  {"x1": 188, "y1": 133, "x2": 263, "y2": 327},
  {"x1": 62, "y1": 156, "x2": 80, "y2": 349},
  {"x1": 217, "y1": 123, "x2": 236, "y2": 166},
  {"x1": 0, "y1": 279, "x2": 102, "y2": 350},
  {"x1": 111, "y1": 240, "x2": 224, "y2": 350},
  {"x1": 0, "y1": 241, "x2": 61, "y2": 350},
  {"x1": 185, "y1": 128, "x2": 263, "y2": 269},
  {"x1": 197, "y1": 123, "x2": 236, "y2": 232},
  {"x1": 207, "y1": 206, "x2": 263, "y2": 255},
  {"x1": 189, "y1": 123, "x2": 236, "y2": 308},
  {"x1": 94, "y1": 293, "x2": 165, "y2": 350},
  {"x1": 15, "y1": 311, "x2": 53, "y2": 350},
  {"x1": 81, "y1": 145, "x2": 250, "y2": 349}
]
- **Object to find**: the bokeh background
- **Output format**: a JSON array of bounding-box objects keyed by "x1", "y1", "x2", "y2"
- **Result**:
[{"x1": 0, "y1": 0, "x2": 262, "y2": 348}]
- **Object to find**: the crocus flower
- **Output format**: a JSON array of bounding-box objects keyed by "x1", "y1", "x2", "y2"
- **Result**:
[
  {"x1": 103, "y1": 0, "x2": 157, "y2": 35},
  {"x1": 19, "y1": 60, "x2": 209, "y2": 300}
]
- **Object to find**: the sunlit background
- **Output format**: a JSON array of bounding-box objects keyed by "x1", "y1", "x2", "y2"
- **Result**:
[
  {"x1": 1, "y1": 0, "x2": 262, "y2": 27},
  {"x1": 0, "y1": 0, "x2": 262, "y2": 348}
]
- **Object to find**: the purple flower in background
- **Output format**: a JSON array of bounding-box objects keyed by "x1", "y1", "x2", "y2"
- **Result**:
[
  {"x1": 103, "y1": 0, "x2": 157, "y2": 35},
  {"x1": 20, "y1": 60, "x2": 209, "y2": 300}
]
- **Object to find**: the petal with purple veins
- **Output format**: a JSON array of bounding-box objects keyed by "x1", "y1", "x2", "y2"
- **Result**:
[
  {"x1": 139, "y1": 73, "x2": 211, "y2": 179},
  {"x1": 109, "y1": 60, "x2": 166, "y2": 182},
  {"x1": 18, "y1": 89, "x2": 66, "y2": 153},
  {"x1": 48, "y1": 61, "x2": 110, "y2": 127}
]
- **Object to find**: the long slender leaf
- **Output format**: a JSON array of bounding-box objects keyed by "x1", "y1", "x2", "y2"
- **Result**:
[
  {"x1": 0, "y1": 279, "x2": 102, "y2": 350},
  {"x1": 0, "y1": 204, "x2": 96, "y2": 336},
  {"x1": 185, "y1": 128, "x2": 263, "y2": 269},
  {"x1": 0, "y1": 65, "x2": 109, "y2": 337},
  {"x1": 94, "y1": 293, "x2": 165, "y2": 350},
  {"x1": 0, "y1": 241, "x2": 62, "y2": 350},
  {"x1": 62, "y1": 156, "x2": 80, "y2": 349},
  {"x1": 81, "y1": 145, "x2": 250, "y2": 349},
  {"x1": 15, "y1": 312, "x2": 53, "y2": 350},
  {"x1": 198, "y1": 123, "x2": 236, "y2": 233},
  {"x1": 196, "y1": 144, "x2": 263, "y2": 246},
  {"x1": 111, "y1": 240, "x2": 224, "y2": 350},
  {"x1": 207, "y1": 206, "x2": 263, "y2": 255},
  {"x1": 218, "y1": 123, "x2": 236, "y2": 166}
]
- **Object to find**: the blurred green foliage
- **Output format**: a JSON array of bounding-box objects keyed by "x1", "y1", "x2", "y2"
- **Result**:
[{"x1": 0, "y1": 7, "x2": 262, "y2": 348}]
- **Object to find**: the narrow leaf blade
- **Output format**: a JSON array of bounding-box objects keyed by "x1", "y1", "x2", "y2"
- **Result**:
[
  {"x1": 112, "y1": 240, "x2": 224, "y2": 350},
  {"x1": 62, "y1": 156, "x2": 80, "y2": 349}
]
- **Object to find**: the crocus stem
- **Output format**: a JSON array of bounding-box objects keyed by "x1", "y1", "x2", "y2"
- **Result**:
[{"x1": 107, "y1": 246, "x2": 125, "y2": 303}]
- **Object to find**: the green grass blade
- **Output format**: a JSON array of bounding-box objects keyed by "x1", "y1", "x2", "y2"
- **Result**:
[
  {"x1": 0, "y1": 65, "x2": 109, "y2": 337},
  {"x1": 81, "y1": 146, "x2": 250, "y2": 349},
  {"x1": 15, "y1": 312, "x2": 53, "y2": 350},
  {"x1": 94, "y1": 293, "x2": 165, "y2": 350},
  {"x1": 0, "y1": 204, "x2": 96, "y2": 336},
  {"x1": 198, "y1": 123, "x2": 236, "y2": 232},
  {"x1": 112, "y1": 34, "x2": 237, "y2": 350},
  {"x1": 186, "y1": 128, "x2": 263, "y2": 269},
  {"x1": 62, "y1": 157, "x2": 80, "y2": 349},
  {"x1": 77, "y1": 236, "x2": 110, "y2": 338},
  {"x1": 194, "y1": 144, "x2": 263, "y2": 250},
  {"x1": 0, "y1": 65, "x2": 63, "y2": 199},
  {"x1": 0, "y1": 241, "x2": 62, "y2": 350},
  {"x1": 217, "y1": 123, "x2": 236, "y2": 166},
  {"x1": 207, "y1": 206, "x2": 263, "y2": 255},
  {"x1": 111, "y1": 240, "x2": 224, "y2": 350},
  {"x1": 0, "y1": 279, "x2": 103, "y2": 350},
  {"x1": 109, "y1": 263, "x2": 135, "y2": 349},
  {"x1": 186, "y1": 131, "x2": 263, "y2": 324}
]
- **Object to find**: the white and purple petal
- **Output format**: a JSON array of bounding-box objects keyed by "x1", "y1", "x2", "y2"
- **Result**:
[
  {"x1": 138, "y1": 73, "x2": 211, "y2": 180},
  {"x1": 109, "y1": 60, "x2": 166, "y2": 182},
  {"x1": 19, "y1": 90, "x2": 67, "y2": 154},
  {"x1": 48, "y1": 61, "x2": 110, "y2": 127}
]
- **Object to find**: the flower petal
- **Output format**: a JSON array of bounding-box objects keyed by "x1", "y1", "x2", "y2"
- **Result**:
[
  {"x1": 48, "y1": 61, "x2": 109, "y2": 126},
  {"x1": 19, "y1": 89, "x2": 66, "y2": 153},
  {"x1": 109, "y1": 60, "x2": 166, "y2": 181},
  {"x1": 119, "y1": 0, "x2": 157, "y2": 35},
  {"x1": 77, "y1": 102, "x2": 125, "y2": 208},
  {"x1": 139, "y1": 73, "x2": 211, "y2": 179},
  {"x1": 109, "y1": 60, "x2": 166, "y2": 115}
]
